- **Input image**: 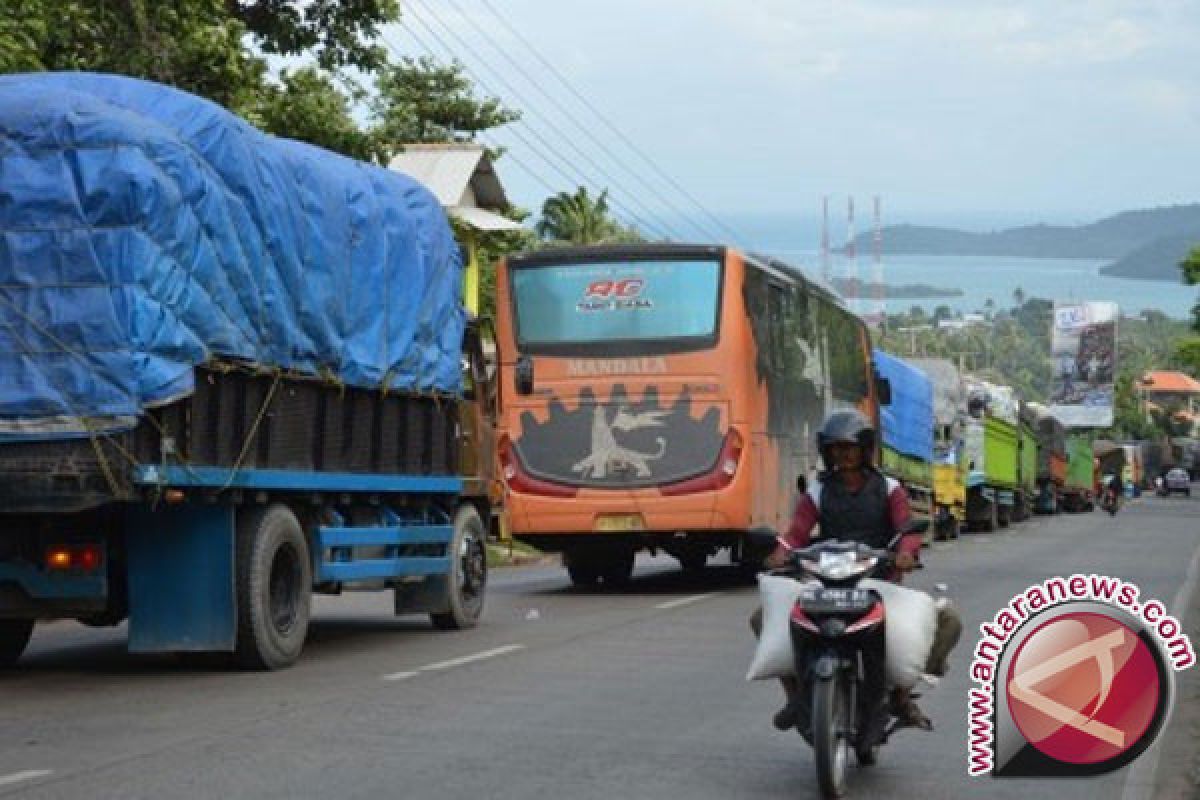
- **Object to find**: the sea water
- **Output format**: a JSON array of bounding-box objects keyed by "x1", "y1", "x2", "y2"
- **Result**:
[
  {"x1": 763, "y1": 252, "x2": 1195, "y2": 319},
  {"x1": 655, "y1": 213, "x2": 1196, "y2": 318}
]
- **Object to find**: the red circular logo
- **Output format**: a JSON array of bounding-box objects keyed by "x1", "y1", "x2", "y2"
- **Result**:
[{"x1": 1006, "y1": 612, "x2": 1162, "y2": 765}]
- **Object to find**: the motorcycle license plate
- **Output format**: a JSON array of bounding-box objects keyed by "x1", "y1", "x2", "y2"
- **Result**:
[{"x1": 799, "y1": 588, "x2": 873, "y2": 613}]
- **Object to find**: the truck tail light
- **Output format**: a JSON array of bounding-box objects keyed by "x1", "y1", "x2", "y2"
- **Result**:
[
  {"x1": 660, "y1": 429, "x2": 744, "y2": 497},
  {"x1": 45, "y1": 544, "x2": 104, "y2": 572},
  {"x1": 498, "y1": 436, "x2": 578, "y2": 498}
]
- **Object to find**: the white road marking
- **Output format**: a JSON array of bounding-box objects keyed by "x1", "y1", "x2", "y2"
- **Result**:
[
  {"x1": 0, "y1": 771, "x2": 52, "y2": 788},
  {"x1": 418, "y1": 644, "x2": 525, "y2": 672},
  {"x1": 1121, "y1": 536, "x2": 1200, "y2": 800},
  {"x1": 655, "y1": 592, "x2": 721, "y2": 610},
  {"x1": 382, "y1": 645, "x2": 526, "y2": 682}
]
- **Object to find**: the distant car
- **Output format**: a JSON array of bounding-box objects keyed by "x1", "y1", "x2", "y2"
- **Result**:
[{"x1": 1164, "y1": 468, "x2": 1191, "y2": 497}]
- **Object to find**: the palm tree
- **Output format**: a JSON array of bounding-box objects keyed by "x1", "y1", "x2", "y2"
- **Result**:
[{"x1": 537, "y1": 187, "x2": 625, "y2": 245}]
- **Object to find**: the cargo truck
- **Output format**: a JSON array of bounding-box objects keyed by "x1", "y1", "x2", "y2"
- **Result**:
[
  {"x1": 911, "y1": 358, "x2": 966, "y2": 539},
  {"x1": 873, "y1": 350, "x2": 935, "y2": 543},
  {"x1": 0, "y1": 74, "x2": 495, "y2": 670},
  {"x1": 1016, "y1": 414, "x2": 1038, "y2": 521},
  {"x1": 962, "y1": 381, "x2": 1020, "y2": 531},
  {"x1": 1061, "y1": 435, "x2": 1095, "y2": 511},
  {"x1": 1024, "y1": 403, "x2": 1067, "y2": 514}
]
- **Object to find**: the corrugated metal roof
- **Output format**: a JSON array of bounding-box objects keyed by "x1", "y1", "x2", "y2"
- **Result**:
[
  {"x1": 448, "y1": 205, "x2": 523, "y2": 232},
  {"x1": 387, "y1": 143, "x2": 511, "y2": 210}
]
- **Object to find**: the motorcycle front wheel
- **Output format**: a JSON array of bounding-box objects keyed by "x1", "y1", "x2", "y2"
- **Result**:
[{"x1": 813, "y1": 673, "x2": 850, "y2": 799}]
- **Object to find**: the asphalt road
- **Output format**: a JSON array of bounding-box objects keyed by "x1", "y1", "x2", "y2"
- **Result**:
[{"x1": 2, "y1": 493, "x2": 1197, "y2": 800}]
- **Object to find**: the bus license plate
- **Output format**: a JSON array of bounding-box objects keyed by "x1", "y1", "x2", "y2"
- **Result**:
[{"x1": 594, "y1": 514, "x2": 645, "y2": 532}]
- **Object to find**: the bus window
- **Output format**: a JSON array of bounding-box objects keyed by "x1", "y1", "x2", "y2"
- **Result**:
[
  {"x1": 510, "y1": 259, "x2": 721, "y2": 354},
  {"x1": 828, "y1": 309, "x2": 869, "y2": 402}
]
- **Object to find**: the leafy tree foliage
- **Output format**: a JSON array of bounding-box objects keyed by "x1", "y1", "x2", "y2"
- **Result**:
[
  {"x1": 1182, "y1": 246, "x2": 1200, "y2": 332},
  {"x1": 879, "y1": 296, "x2": 1191, "y2": 440},
  {"x1": 537, "y1": 187, "x2": 642, "y2": 246},
  {"x1": 228, "y1": 0, "x2": 398, "y2": 71},
  {"x1": 371, "y1": 56, "x2": 520, "y2": 145},
  {"x1": 255, "y1": 67, "x2": 384, "y2": 161}
]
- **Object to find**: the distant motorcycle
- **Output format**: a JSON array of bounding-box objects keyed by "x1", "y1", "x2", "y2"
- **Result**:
[
  {"x1": 1101, "y1": 488, "x2": 1119, "y2": 516},
  {"x1": 771, "y1": 532, "x2": 927, "y2": 799}
]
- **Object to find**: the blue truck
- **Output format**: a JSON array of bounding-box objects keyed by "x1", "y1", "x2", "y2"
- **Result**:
[
  {"x1": 0, "y1": 74, "x2": 495, "y2": 669},
  {"x1": 872, "y1": 350, "x2": 935, "y2": 541}
]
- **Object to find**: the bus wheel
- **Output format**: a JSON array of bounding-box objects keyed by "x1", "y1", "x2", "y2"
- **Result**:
[
  {"x1": 0, "y1": 619, "x2": 34, "y2": 668},
  {"x1": 234, "y1": 504, "x2": 312, "y2": 670},
  {"x1": 565, "y1": 551, "x2": 600, "y2": 588},
  {"x1": 600, "y1": 549, "x2": 636, "y2": 587}
]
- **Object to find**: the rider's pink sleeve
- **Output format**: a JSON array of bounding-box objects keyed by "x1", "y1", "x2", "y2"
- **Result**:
[
  {"x1": 782, "y1": 493, "x2": 819, "y2": 549},
  {"x1": 887, "y1": 481, "x2": 922, "y2": 558}
]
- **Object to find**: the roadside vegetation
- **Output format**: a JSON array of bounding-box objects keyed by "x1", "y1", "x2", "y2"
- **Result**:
[{"x1": 878, "y1": 285, "x2": 1200, "y2": 441}]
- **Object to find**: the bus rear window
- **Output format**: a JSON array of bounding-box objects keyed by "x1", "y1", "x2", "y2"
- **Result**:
[{"x1": 511, "y1": 260, "x2": 721, "y2": 353}]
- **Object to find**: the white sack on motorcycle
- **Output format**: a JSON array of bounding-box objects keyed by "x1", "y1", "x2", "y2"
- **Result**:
[
  {"x1": 746, "y1": 574, "x2": 815, "y2": 681},
  {"x1": 746, "y1": 574, "x2": 939, "y2": 689},
  {"x1": 860, "y1": 579, "x2": 938, "y2": 689}
]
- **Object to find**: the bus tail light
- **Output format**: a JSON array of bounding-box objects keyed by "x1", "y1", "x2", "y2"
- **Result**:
[
  {"x1": 660, "y1": 429, "x2": 743, "y2": 496},
  {"x1": 498, "y1": 437, "x2": 578, "y2": 498},
  {"x1": 46, "y1": 543, "x2": 104, "y2": 572}
]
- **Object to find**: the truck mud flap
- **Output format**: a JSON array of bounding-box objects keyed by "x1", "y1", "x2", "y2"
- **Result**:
[{"x1": 125, "y1": 505, "x2": 236, "y2": 653}]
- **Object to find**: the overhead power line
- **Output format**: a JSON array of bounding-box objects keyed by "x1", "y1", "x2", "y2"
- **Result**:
[
  {"x1": 435, "y1": 0, "x2": 723, "y2": 245},
  {"x1": 399, "y1": 2, "x2": 688, "y2": 241},
  {"x1": 473, "y1": 0, "x2": 750, "y2": 248}
]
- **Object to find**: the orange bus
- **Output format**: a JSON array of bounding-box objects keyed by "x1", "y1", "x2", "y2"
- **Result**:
[{"x1": 495, "y1": 244, "x2": 882, "y2": 586}]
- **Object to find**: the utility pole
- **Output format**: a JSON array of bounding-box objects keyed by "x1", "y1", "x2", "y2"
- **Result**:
[{"x1": 820, "y1": 195, "x2": 830, "y2": 285}]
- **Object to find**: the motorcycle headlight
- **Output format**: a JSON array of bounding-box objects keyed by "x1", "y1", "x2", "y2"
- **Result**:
[{"x1": 820, "y1": 618, "x2": 847, "y2": 637}]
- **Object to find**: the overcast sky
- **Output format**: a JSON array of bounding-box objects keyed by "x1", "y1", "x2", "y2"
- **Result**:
[{"x1": 388, "y1": 0, "x2": 1200, "y2": 234}]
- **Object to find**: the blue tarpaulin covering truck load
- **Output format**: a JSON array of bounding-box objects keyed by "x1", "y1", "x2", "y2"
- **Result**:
[
  {"x1": 872, "y1": 349, "x2": 935, "y2": 539},
  {"x1": 0, "y1": 73, "x2": 493, "y2": 670}
]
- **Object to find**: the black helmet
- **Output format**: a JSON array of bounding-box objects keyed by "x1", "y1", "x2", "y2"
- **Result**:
[{"x1": 817, "y1": 409, "x2": 876, "y2": 467}]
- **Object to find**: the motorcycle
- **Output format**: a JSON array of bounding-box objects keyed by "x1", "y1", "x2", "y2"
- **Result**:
[
  {"x1": 1101, "y1": 488, "x2": 1119, "y2": 516},
  {"x1": 772, "y1": 530, "x2": 927, "y2": 799}
]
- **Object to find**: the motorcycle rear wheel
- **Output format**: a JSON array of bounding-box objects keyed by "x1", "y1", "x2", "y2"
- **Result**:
[{"x1": 813, "y1": 673, "x2": 850, "y2": 799}]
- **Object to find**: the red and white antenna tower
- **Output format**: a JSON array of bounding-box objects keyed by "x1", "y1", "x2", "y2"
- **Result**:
[{"x1": 872, "y1": 195, "x2": 885, "y2": 328}]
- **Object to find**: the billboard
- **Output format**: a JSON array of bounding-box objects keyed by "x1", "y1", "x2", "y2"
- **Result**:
[{"x1": 1049, "y1": 302, "x2": 1118, "y2": 428}]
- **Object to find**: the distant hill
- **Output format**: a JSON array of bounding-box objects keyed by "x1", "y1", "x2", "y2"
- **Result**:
[
  {"x1": 1099, "y1": 233, "x2": 1197, "y2": 281},
  {"x1": 854, "y1": 204, "x2": 1200, "y2": 280}
]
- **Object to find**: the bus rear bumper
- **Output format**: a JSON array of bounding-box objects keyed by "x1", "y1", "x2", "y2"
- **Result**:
[{"x1": 504, "y1": 488, "x2": 748, "y2": 539}]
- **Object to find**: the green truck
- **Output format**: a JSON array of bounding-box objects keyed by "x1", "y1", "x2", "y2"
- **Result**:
[
  {"x1": 1062, "y1": 435, "x2": 1096, "y2": 511},
  {"x1": 963, "y1": 381, "x2": 1021, "y2": 531},
  {"x1": 1016, "y1": 417, "x2": 1038, "y2": 521}
]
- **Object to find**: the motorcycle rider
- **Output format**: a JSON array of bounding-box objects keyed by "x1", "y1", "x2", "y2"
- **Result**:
[
  {"x1": 755, "y1": 409, "x2": 961, "y2": 736},
  {"x1": 1104, "y1": 473, "x2": 1123, "y2": 508}
]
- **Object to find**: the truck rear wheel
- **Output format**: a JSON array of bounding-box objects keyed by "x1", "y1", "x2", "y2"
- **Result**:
[
  {"x1": 431, "y1": 506, "x2": 487, "y2": 630},
  {"x1": 0, "y1": 619, "x2": 34, "y2": 668},
  {"x1": 234, "y1": 504, "x2": 312, "y2": 670}
]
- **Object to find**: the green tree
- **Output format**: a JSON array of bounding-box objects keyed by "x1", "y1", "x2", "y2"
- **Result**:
[
  {"x1": 0, "y1": 0, "x2": 264, "y2": 109},
  {"x1": 229, "y1": 0, "x2": 399, "y2": 71},
  {"x1": 1182, "y1": 246, "x2": 1200, "y2": 332},
  {"x1": 255, "y1": 67, "x2": 383, "y2": 161},
  {"x1": 0, "y1": 0, "x2": 408, "y2": 159},
  {"x1": 1173, "y1": 336, "x2": 1200, "y2": 377},
  {"x1": 537, "y1": 187, "x2": 641, "y2": 246},
  {"x1": 371, "y1": 56, "x2": 520, "y2": 146}
]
